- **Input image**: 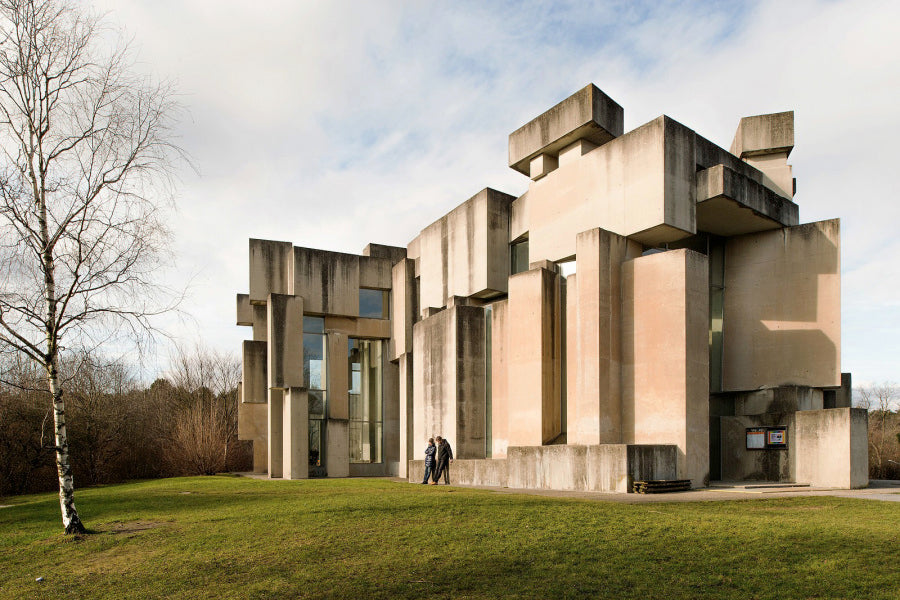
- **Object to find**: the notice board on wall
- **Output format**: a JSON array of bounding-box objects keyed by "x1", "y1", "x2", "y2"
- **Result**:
[{"x1": 746, "y1": 427, "x2": 788, "y2": 450}]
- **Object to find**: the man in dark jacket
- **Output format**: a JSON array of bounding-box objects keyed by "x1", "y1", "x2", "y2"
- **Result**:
[{"x1": 433, "y1": 436, "x2": 453, "y2": 485}]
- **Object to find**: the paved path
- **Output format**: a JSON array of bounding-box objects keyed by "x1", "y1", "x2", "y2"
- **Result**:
[{"x1": 235, "y1": 472, "x2": 900, "y2": 503}]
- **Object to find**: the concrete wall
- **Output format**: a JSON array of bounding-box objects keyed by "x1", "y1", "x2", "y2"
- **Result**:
[
  {"x1": 249, "y1": 239, "x2": 292, "y2": 304},
  {"x1": 241, "y1": 340, "x2": 267, "y2": 403},
  {"x1": 397, "y1": 353, "x2": 414, "y2": 478},
  {"x1": 282, "y1": 387, "x2": 308, "y2": 479},
  {"x1": 622, "y1": 249, "x2": 709, "y2": 487},
  {"x1": 570, "y1": 228, "x2": 641, "y2": 445},
  {"x1": 507, "y1": 267, "x2": 563, "y2": 446},
  {"x1": 391, "y1": 258, "x2": 416, "y2": 360},
  {"x1": 723, "y1": 219, "x2": 841, "y2": 391},
  {"x1": 407, "y1": 444, "x2": 676, "y2": 493},
  {"x1": 293, "y1": 247, "x2": 360, "y2": 317},
  {"x1": 796, "y1": 408, "x2": 868, "y2": 488},
  {"x1": 266, "y1": 294, "x2": 303, "y2": 390},
  {"x1": 412, "y1": 305, "x2": 487, "y2": 459},
  {"x1": 720, "y1": 414, "x2": 796, "y2": 482}
]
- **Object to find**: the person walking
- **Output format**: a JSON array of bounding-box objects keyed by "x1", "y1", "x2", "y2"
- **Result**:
[
  {"x1": 422, "y1": 438, "x2": 436, "y2": 484},
  {"x1": 432, "y1": 435, "x2": 453, "y2": 485}
]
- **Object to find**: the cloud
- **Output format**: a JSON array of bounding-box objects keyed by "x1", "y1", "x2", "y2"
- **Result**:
[{"x1": 91, "y1": 0, "x2": 898, "y2": 383}]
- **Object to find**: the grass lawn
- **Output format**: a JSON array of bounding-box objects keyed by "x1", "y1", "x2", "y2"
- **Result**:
[{"x1": 1, "y1": 476, "x2": 899, "y2": 599}]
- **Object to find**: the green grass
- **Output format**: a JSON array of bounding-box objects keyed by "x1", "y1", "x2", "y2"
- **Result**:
[{"x1": 1, "y1": 477, "x2": 899, "y2": 599}]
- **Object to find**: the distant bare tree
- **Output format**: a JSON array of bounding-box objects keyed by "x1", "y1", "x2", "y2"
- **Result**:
[
  {"x1": 0, "y1": 0, "x2": 183, "y2": 533},
  {"x1": 855, "y1": 383, "x2": 899, "y2": 479},
  {"x1": 165, "y1": 345, "x2": 242, "y2": 473}
]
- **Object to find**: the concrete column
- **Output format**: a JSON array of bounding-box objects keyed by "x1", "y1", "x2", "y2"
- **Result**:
[
  {"x1": 326, "y1": 419, "x2": 349, "y2": 477},
  {"x1": 490, "y1": 300, "x2": 509, "y2": 458},
  {"x1": 382, "y1": 346, "x2": 400, "y2": 474},
  {"x1": 507, "y1": 267, "x2": 563, "y2": 446},
  {"x1": 267, "y1": 388, "x2": 284, "y2": 478},
  {"x1": 249, "y1": 239, "x2": 293, "y2": 303},
  {"x1": 571, "y1": 228, "x2": 640, "y2": 445},
  {"x1": 326, "y1": 332, "x2": 348, "y2": 419},
  {"x1": 398, "y1": 353, "x2": 414, "y2": 477},
  {"x1": 282, "y1": 387, "x2": 309, "y2": 479},
  {"x1": 622, "y1": 249, "x2": 709, "y2": 487}
]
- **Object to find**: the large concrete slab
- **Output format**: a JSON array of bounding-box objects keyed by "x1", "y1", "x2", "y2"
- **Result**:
[{"x1": 509, "y1": 84, "x2": 624, "y2": 175}]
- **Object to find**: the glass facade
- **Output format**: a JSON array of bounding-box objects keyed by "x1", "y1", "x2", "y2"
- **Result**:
[
  {"x1": 348, "y1": 339, "x2": 383, "y2": 463},
  {"x1": 303, "y1": 316, "x2": 327, "y2": 476}
]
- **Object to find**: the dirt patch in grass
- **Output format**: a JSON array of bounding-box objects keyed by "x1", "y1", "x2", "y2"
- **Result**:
[{"x1": 102, "y1": 521, "x2": 166, "y2": 536}]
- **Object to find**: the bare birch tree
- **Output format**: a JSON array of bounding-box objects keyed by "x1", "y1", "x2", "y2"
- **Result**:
[{"x1": 0, "y1": 0, "x2": 182, "y2": 533}]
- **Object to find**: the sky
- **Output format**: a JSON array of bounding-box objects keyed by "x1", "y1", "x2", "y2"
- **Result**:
[{"x1": 91, "y1": 0, "x2": 900, "y2": 386}]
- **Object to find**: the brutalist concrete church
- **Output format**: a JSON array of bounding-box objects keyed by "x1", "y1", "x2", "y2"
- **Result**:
[{"x1": 235, "y1": 84, "x2": 868, "y2": 491}]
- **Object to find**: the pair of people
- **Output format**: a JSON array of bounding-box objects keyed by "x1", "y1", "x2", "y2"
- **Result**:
[{"x1": 421, "y1": 436, "x2": 453, "y2": 484}]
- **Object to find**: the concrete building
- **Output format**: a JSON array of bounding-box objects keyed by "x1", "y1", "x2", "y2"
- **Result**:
[{"x1": 236, "y1": 84, "x2": 868, "y2": 491}]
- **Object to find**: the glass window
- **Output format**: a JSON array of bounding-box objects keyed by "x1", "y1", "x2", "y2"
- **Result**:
[
  {"x1": 303, "y1": 334, "x2": 326, "y2": 390},
  {"x1": 510, "y1": 238, "x2": 529, "y2": 275},
  {"x1": 359, "y1": 288, "x2": 389, "y2": 319},
  {"x1": 303, "y1": 316, "x2": 324, "y2": 334},
  {"x1": 556, "y1": 259, "x2": 576, "y2": 278},
  {"x1": 348, "y1": 339, "x2": 383, "y2": 463}
]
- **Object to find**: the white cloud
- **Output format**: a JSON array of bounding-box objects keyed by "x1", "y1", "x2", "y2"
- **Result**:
[{"x1": 91, "y1": 0, "x2": 898, "y2": 383}]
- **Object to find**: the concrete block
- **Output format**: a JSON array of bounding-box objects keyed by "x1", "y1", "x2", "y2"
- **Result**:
[
  {"x1": 720, "y1": 414, "x2": 796, "y2": 482},
  {"x1": 412, "y1": 305, "x2": 487, "y2": 459},
  {"x1": 241, "y1": 340, "x2": 267, "y2": 403},
  {"x1": 490, "y1": 300, "x2": 509, "y2": 458},
  {"x1": 391, "y1": 258, "x2": 417, "y2": 360},
  {"x1": 529, "y1": 153, "x2": 558, "y2": 180},
  {"x1": 795, "y1": 408, "x2": 868, "y2": 488},
  {"x1": 398, "y1": 353, "x2": 414, "y2": 478},
  {"x1": 723, "y1": 219, "x2": 841, "y2": 391},
  {"x1": 509, "y1": 84, "x2": 623, "y2": 175},
  {"x1": 267, "y1": 293, "x2": 303, "y2": 389},
  {"x1": 326, "y1": 331, "x2": 348, "y2": 420},
  {"x1": 730, "y1": 111, "x2": 794, "y2": 158},
  {"x1": 362, "y1": 243, "x2": 406, "y2": 264},
  {"x1": 622, "y1": 249, "x2": 709, "y2": 487},
  {"x1": 236, "y1": 293, "x2": 252, "y2": 326},
  {"x1": 359, "y1": 255, "x2": 393, "y2": 290},
  {"x1": 249, "y1": 239, "x2": 292, "y2": 304},
  {"x1": 282, "y1": 387, "x2": 308, "y2": 479},
  {"x1": 558, "y1": 139, "x2": 598, "y2": 167},
  {"x1": 696, "y1": 164, "x2": 799, "y2": 235}
]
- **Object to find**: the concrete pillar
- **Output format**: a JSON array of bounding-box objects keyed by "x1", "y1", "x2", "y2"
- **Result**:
[
  {"x1": 282, "y1": 387, "x2": 308, "y2": 479},
  {"x1": 507, "y1": 267, "x2": 563, "y2": 446},
  {"x1": 622, "y1": 249, "x2": 709, "y2": 487},
  {"x1": 267, "y1": 293, "x2": 303, "y2": 389},
  {"x1": 570, "y1": 228, "x2": 640, "y2": 445},
  {"x1": 391, "y1": 258, "x2": 416, "y2": 361},
  {"x1": 267, "y1": 388, "x2": 284, "y2": 478},
  {"x1": 326, "y1": 419, "x2": 349, "y2": 477},
  {"x1": 249, "y1": 239, "x2": 293, "y2": 303},
  {"x1": 398, "y1": 353, "x2": 414, "y2": 477},
  {"x1": 490, "y1": 300, "x2": 509, "y2": 458},
  {"x1": 382, "y1": 346, "x2": 400, "y2": 475}
]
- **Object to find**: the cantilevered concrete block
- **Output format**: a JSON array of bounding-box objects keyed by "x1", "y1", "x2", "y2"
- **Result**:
[
  {"x1": 249, "y1": 239, "x2": 292, "y2": 304},
  {"x1": 415, "y1": 188, "x2": 515, "y2": 309},
  {"x1": 282, "y1": 387, "x2": 308, "y2": 479},
  {"x1": 362, "y1": 243, "x2": 407, "y2": 264},
  {"x1": 695, "y1": 164, "x2": 798, "y2": 235},
  {"x1": 236, "y1": 293, "x2": 252, "y2": 326},
  {"x1": 622, "y1": 249, "x2": 709, "y2": 487},
  {"x1": 723, "y1": 219, "x2": 841, "y2": 391},
  {"x1": 507, "y1": 267, "x2": 563, "y2": 446},
  {"x1": 509, "y1": 84, "x2": 624, "y2": 175},
  {"x1": 267, "y1": 293, "x2": 303, "y2": 389},
  {"x1": 241, "y1": 340, "x2": 267, "y2": 403},
  {"x1": 570, "y1": 228, "x2": 641, "y2": 445},
  {"x1": 529, "y1": 153, "x2": 558, "y2": 181},
  {"x1": 730, "y1": 111, "x2": 794, "y2": 158}
]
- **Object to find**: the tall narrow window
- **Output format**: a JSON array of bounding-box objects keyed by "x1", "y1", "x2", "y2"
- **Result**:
[
  {"x1": 709, "y1": 239, "x2": 725, "y2": 392},
  {"x1": 348, "y1": 339, "x2": 383, "y2": 463},
  {"x1": 510, "y1": 238, "x2": 529, "y2": 275},
  {"x1": 303, "y1": 316, "x2": 327, "y2": 476}
]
